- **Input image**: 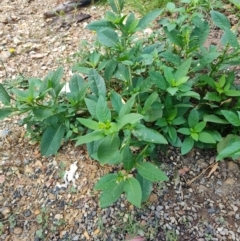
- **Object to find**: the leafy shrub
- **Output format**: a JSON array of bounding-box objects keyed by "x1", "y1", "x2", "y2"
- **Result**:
[{"x1": 0, "y1": 0, "x2": 240, "y2": 207}]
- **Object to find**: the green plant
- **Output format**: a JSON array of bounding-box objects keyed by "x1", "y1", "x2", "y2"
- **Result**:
[
  {"x1": 229, "y1": 0, "x2": 240, "y2": 9},
  {"x1": 36, "y1": 207, "x2": 49, "y2": 239},
  {"x1": 1, "y1": 0, "x2": 240, "y2": 209},
  {"x1": 117, "y1": 213, "x2": 146, "y2": 239},
  {"x1": 0, "y1": 222, "x2": 3, "y2": 235},
  {"x1": 165, "y1": 229, "x2": 179, "y2": 241}
]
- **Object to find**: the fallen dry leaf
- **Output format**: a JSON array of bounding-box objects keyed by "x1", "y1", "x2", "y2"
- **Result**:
[
  {"x1": 125, "y1": 235, "x2": 146, "y2": 241},
  {"x1": 84, "y1": 230, "x2": 90, "y2": 240},
  {"x1": 178, "y1": 166, "x2": 190, "y2": 176},
  {"x1": 0, "y1": 175, "x2": 5, "y2": 184},
  {"x1": 207, "y1": 162, "x2": 218, "y2": 178}
]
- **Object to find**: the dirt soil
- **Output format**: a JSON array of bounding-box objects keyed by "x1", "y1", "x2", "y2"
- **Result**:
[{"x1": 0, "y1": 0, "x2": 240, "y2": 241}]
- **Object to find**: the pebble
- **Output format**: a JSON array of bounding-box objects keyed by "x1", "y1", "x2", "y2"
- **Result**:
[
  {"x1": 23, "y1": 209, "x2": 32, "y2": 217},
  {"x1": 13, "y1": 227, "x2": 23, "y2": 235}
]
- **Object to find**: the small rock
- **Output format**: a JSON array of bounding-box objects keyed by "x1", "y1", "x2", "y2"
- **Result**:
[
  {"x1": 54, "y1": 214, "x2": 63, "y2": 220},
  {"x1": 30, "y1": 53, "x2": 45, "y2": 59},
  {"x1": 231, "y1": 204, "x2": 238, "y2": 212},
  {"x1": 223, "y1": 178, "x2": 235, "y2": 186},
  {"x1": 198, "y1": 185, "x2": 208, "y2": 192},
  {"x1": 13, "y1": 227, "x2": 23, "y2": 235},
  {"x1": 1, "y1": 207, "x2": 11, "y2": 218},
  {"x1": 0, "y1": 51, "x2": 11, "y2": 62},
  {"x1": 72, "y1": 235, "x2": 80, "y2": 241},
  {"x1": 148, "y1": 193, "x2": 158, "y2": 204},
  {"x1": 227, "y1": 161, "x2": 239, "y2": 172},
  {"x1": 23, "y1": 209, "x2": 32, "y2": 217},
  {"x1": 156, "y1": 205, "x2": 163, "y2": 211}
]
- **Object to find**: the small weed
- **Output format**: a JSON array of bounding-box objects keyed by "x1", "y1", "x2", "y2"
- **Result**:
[
  {"x1": 0, "y1": 222, "x2": 3, "y2": 235},
  {"x1": 58, "y1": 161, "x2": 67, "y2": 179},
  {"x1": 165, "y1": 229, "x2": 179, "y2": 241}
]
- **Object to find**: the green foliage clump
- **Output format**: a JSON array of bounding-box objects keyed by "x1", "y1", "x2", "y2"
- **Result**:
[{"x1": 0, "y1": 0, "x2": 240, "y2": 208}]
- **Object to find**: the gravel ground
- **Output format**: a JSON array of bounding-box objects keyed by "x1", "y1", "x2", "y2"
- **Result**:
[{"x1": 0, "y1": 0, "x2": 240, "y2": 241}]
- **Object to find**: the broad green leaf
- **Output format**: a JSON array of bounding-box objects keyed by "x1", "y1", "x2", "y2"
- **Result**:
[
  {"x1": 0, "y1": 108, "x2": 14, "y2": 120},
  {"x1": 181, "y1": 136, "x2": 194, "y2": 155},
  {"x1": 110, "y1": 90, "x2": 123, "y2": 113},
  {"x1": 0, "y1": 84, "x2": 11, "y2": 104},
  {"x1": 12, "y1": 89, "x2": 28, "y2": 101},
  {"x1": 121, "y1": 146, "x2": 134, "y2": 170},
  {"x1": 210, "y1": 10, "x2": 230, "y2": 30},
  {"x1": 163, "y1": 27, "x2": 184, "y2": 47},
  {"x1": 177, "y1": 128, "x2": 191, "y2": 135},
  {"x1": 84, "y1": 98, "x2": 97, "y2": 118},
  {"x1": 132, "y1": 125, "x2": 168, "y2": 144},
  {"x1": 194, "y1": 121, "x2": 206, "y2": 132},
  {"x1": 97, "y1": 29, "x2": 120, "y2": 47},
  {"x1": 143, "y1": 92, "x2": 159, "y2": 112},
  {"x1": 72, "y1": 65, "x2": 91, "y2": 75},
  {"x1": 156, "y1": 118, "x2": 167, "y2": 127},
  {"x1": 98, "y1": 134, "x2": 120, "y2": 164},
  {"x1": 137, "y1": 162, "x2": 169, "y2": 182},
  {"x1": 167, "y1": 87, "x2": 178, "y2": 96},
  {"x1": 164, "y1": 67, "x2": 175, "y2": 85},
  {"x1": 77, "y1": 118, "x2": 99, "y2": 130},
  {"x1": 177, "y1": 91, "x2": 200, "y2": 100},
  {"x1": 166, "y1": 2, "x2": 175, "y2": 11},
  {"x1": 168, "y1": 125, "x2": 177, "y2": 142},
  {"x1": 221, "y1": 110, "x2": 240, "y2": 126},
  {"x1": 172, "y1": 117, "x2": 185, "y2": 125},
  {"x1": 75, "y1": 130, "x2": 105, "y2": 146},
  {"x1": 40, "y1": 124, "x2": 65, "y2": 156},
  {"x1": 51, "y1": 67, "x2": 64, "y2": 96},
  {"x1": 200, "y1": 52, "x2": 220, "y2": 65},
  {"x1": 199, "y1": 132, "x2": 216, "y2": 143},
  {"x1": 160, "y1": 51, "x2": 181, "y2": 66},
  {"x1": 109, "y1": 0, "x2": 124, "y2": 14},
  {"x1": 137, "y1": 9, "x2": 163, "y2": 30},
  {"x1": 216, "y1": 141, "x2": 240, "y2": 161},
  {"x1": 218, "y1": 75, "x2": 226, "y2": 88},
  {"x1": 149, "y1": 71, "x2": 167, "y2": 90},
  {"x1": 33, "y1": 108, "x2": 53, "y2": 121},
  {"x1": 124, "y1": 178, "x2": 142, "y2": 208},
  {"x1": 89, "y1": 51, "x2": 101, "y2": 67},
  {"x1": 229, "y1": 0, "x2": 240, "y2": 9},
  {"x1": 115, "y1": 64, "x2": 130, "y2": 82},
  {"x1": 174, "y1": 58, "x2": 192, "y2": 80},
  {"x1": 117, "y1": 113, "x2": 143, "y2": 130},
  {"x1": 104, "y1": 59, "x2": 118, "y2": 81},
  {"x1": 175, "y1": 77, "x2": 189, "y2": 86},
  {"x1": 125, "y1": 13, "x2": 139, "y2": 33},
  {"x1": 189, "y1": 20, "x2": 210, "y2": 50},
  {"x1": 107, "y1": 150, "x2": 121, "y2": 165},
  {"x1": 99, "y1": 181, "x2": 124, "y2": 208},
  {"x1": 217, "y1": 134, "x2": 240, "y2": 154},
  {"x1": 200, "y1": 75, "x2": 216, "y2": 89},
  {"x1": 224, "y1": 29, "x2": 239, "y2": 48},
  {"x1": 69, "y1": 74, "x2": 85, "y2": 92},
  {"x1": 86, "y1": 20, "x2": 115, "y2": 31},
  {"x1": 94, "y1": 173, "x2": 118, "y2": 190},
  {"x1": 119, "y1": 93, "x2": 138, "y2": 118},
  {"x1": 191, "y1": 132, "x2": 198, "y2": 141},
  {"x1": 136, "y1": 173, "x2": 152, "y2": 202},
  {"x1": 144, "y1": 106, "x2": 163, "y2": 122},
  {"x1": 188, "y1": 109, "x2": 199, "y2": 128},
  {"x1": 167, "y1": 108, "x2": 177, "y2": 120},
  {"x1": 89, "y1": 69, "x2": 106, "y2": 97},
  {"x1": 225, "y1": 90, "x2": 240, "y2": 97},
  {"x1": 204, "y1": 92, "x2": 221, "y2": 102},
  {"x1": 96, "y1": 96, "x2": 111, "y2": 122}
]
